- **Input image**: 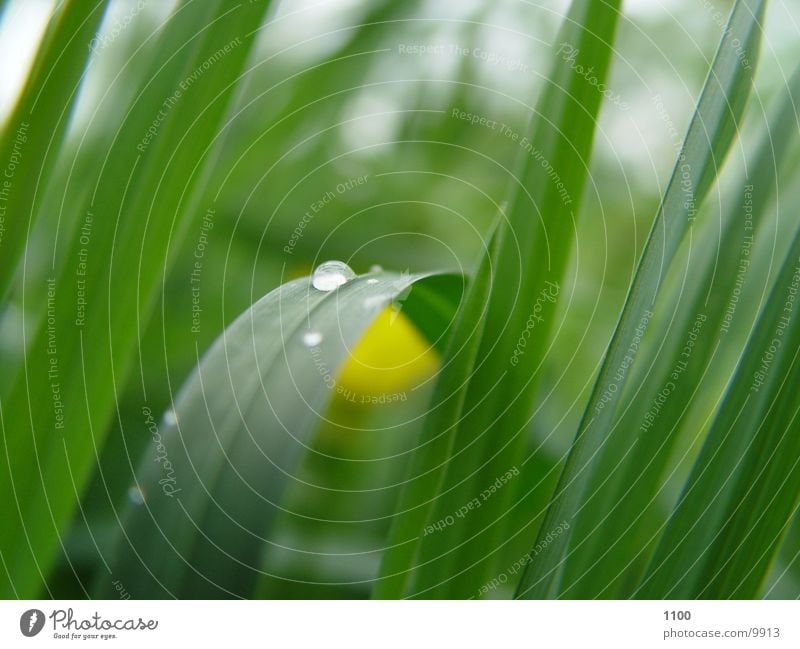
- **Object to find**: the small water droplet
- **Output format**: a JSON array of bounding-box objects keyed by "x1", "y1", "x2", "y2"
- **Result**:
[
  {"x1": 366, "y1": 278, "x2": 379, "y2": 285},
  {"x1": 303, "y1": 331, "x2": 323, "y2": 347},
  {"x1": 128, "y1": 485, "x2": 145, "y2": 505},
  {"x1": 162, "y1": 408, "x2": 177, "y2": 427},
  {"x1": 312, "y1": 260, "x2": 355, "y2": 291},
  {"x1": 369, "y1": 264, "x2": 383, "y2": 273}
]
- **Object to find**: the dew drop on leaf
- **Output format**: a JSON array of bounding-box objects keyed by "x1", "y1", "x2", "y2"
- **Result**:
[
  {"x1": 127, "y1": 486, "x2": 145, "y2": 505},
  {"x1": 162, "y1": 408, "x2": 177, "y2": 427},
  {"x1": 311, "y1": 260, "x2": 355, "y2": 291}
]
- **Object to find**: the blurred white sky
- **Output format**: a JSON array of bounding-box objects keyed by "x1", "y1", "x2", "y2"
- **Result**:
[{"x1": 0, "y1": 0, "x2": 53, "y2": 119}]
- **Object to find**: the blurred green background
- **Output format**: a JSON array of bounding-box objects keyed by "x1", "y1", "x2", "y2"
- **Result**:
[{"x1": 1, "y1": 0, "x2": 799, "y2": 598}]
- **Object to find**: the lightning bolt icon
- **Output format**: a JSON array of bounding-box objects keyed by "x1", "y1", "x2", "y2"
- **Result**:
[{"x1": 28, "y1": 611, "x2": 38, "y2": 632}]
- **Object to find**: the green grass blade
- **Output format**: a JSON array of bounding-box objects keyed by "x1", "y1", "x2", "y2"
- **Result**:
[
  {"x1": 699, "y1": 347, "x2": 800, "y2": 598},
  {"x1": 516, "y1": 0, "x2": 766, "y2": 599},
  {"x1": 373, "y1": 227, "x2": 500, "y2": 598},
  {"x1": 562, "y1": 59, "x2": 800, "y2": 599},
  {"x1": 763, "y1": 512, "x2": 800, "y2": 598},
  {"x1": 0, "y1": 0, "x2": 108, "y2": 301},
  {"x1": 375, "y1": 0, "x2": 622, "y2": 598},
  {"x1": 639, "y1": 218, "x2": 800, "y2": 598},
  {"x1": 415, "y1": 0, "x2": 622, "y2": 599},
  {"x1": 0, "y1": 0, "x2": 273, "y2": 598}
]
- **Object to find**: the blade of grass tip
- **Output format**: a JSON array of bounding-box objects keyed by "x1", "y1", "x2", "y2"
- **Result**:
[
  {"x1": 516, "y1": 0, "x2": 766, "y2": 599},
  {"x1": 562, "y1": 59, "x2": 800, "y2": 599},
  {"x1": 0, "y1": 0, "x2": 274, "y2": 598},
  {"x1": 378, "y1": 0, "x2": 622, "y2": 599},
  {"x1": 0, "y1": 0, "x2": 108, "y2": 302},
  {"x1": 639, "y1": 214, "x2": 800, "y2": 599},
  {"x1": 98, "y1": 271, "x2": 436, "y2": 598},
  {"x1": 373, "y1": 221, "x2": 502, "y2": 599}
]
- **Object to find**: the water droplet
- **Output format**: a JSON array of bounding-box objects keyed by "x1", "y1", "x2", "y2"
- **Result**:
[
  {"x1": 128, "y1": 485, "x2": 145, "y2": 505},
  {"x1": 366, "y1": 278, "x2": 379, "y2": 285},
  {"x1": 303, "y1": 331, "x2": 323, "y2": 347},
  {"x1": 369, "y1": 264, "x2": 383, "y2": 273},
  {"x1": 312, "y1": 260, "x2": 355, "y2": 291},
  {"x1": 162, "y1": 408, "x2": 177, "y2": 427}
]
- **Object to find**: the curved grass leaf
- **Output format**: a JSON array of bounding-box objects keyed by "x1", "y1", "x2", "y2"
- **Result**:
[
  {"x1": 516, "y1": 0, "x2": 766, "y2": 599},
  {"x1": 97, "y1": 270, "x2": 445, "y2": 598},
  {"x1": 376, "y1": 0, "x2": 622, "y2": 599}
]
